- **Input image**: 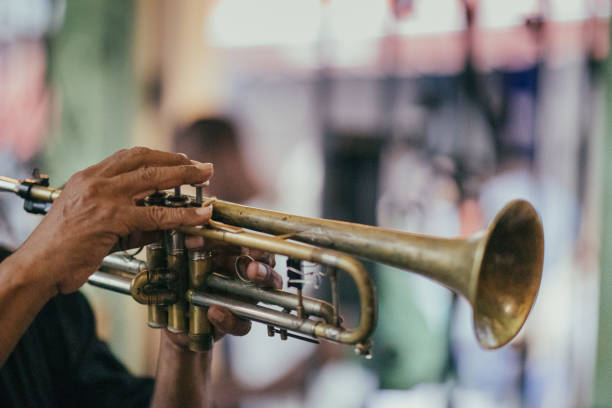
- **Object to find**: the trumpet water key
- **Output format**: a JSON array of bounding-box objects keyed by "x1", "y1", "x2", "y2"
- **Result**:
[{"x1": 0, "y1": 172, "x2": 545, "y2": 354}]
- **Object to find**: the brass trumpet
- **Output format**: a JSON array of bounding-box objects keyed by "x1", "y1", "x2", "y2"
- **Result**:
[{"x1": 0, "y1": 173, "x2": 544, "y2": 355}]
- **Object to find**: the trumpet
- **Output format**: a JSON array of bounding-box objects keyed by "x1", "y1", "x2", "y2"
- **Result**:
[{"x1": 0, "y1": 172, "x2": 544, "y2": 356}]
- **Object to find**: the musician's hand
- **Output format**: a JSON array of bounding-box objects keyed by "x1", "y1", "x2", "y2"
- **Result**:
[
  {"x1": 18, "y1": 147, "x2": 214, "y2": 295},
  {"x1": 162, "y1": 238, "x2": 281, "y2": 350},
  {"x1": 207, "y1": 247, "x2": 280, "y2": 339}
]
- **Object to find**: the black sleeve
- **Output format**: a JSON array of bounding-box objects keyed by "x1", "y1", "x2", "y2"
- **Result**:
[{"x1": 55, "y1": 292, "x2": 155, "y2": 408}]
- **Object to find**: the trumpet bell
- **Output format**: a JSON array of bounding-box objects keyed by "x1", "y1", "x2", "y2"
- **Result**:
[{"x1": 472, "y1": 200, "x2": 544, "y2": 349}]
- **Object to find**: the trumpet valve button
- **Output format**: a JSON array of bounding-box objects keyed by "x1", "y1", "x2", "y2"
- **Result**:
[{"x1": 190, "y1": 182, "x2": 209, "y2": 206}]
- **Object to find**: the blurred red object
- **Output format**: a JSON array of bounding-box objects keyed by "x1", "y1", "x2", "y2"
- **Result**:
[
  {"x1": 0, "y1": 41, "x2": 50, "y2": 161},
  {"x1": 390, "y1": 0, "x2": 414, "y2": 19}
]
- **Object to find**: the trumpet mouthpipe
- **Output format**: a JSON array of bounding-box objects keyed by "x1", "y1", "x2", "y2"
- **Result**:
[
  {"x1": 0, "y1": 176, "x2": 20, "y2": 195},
  {"x1": 101, "y1": 253, "x2": 146, "y2": 275},
  {"x1": 88, "y1": 271, "x2": 132, "y2": 294}
]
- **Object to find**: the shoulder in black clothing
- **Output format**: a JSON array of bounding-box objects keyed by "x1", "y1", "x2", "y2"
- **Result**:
[{"x1": 0, "y1": 248, "x2": 154, "y2": 408}]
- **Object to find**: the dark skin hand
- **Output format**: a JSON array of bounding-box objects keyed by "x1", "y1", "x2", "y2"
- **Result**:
[
  {"x1": 152, "y1": 241, "x2": 279, "y2": 408},
  {"x1": 0, "y1": 147, "x2": 282, "y2": 407},
  {"x1": 169, "y1": 239, "x2": 280, "y2": 344},
  {"x1": 23, "y1": 147, "x2": 215, "y2": 293}
]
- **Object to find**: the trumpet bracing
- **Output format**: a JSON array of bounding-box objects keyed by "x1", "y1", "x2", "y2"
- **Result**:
[{"x1": 0, "y1": 172, "x2": 544, "y2": 356}]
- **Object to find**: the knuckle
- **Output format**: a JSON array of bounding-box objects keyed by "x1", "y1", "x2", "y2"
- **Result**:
[
  {"x1": 235, "y1": 320, "x2": 251, "y2": 336},
  {"x1": 100, "y1": 203, "x2": 119, "y2": 219},
  {"x1": 111, "y1": 148, "x2": 132, "y2": 163},
  {"x1": 223, "y1": 317, "x2": 240, "y2": 334},
  {"x1": 146, "y1": 206, "x2": 167, "y2": 229},
  {"x1": 176, "y1": 153, "x2": 191, "y2": 164},
  {"x1": 114, "y1": 148, "x2": 130, "y2": 158},
  {"x1": 130, "y1": 146, "x2": 151, "y2": 157},
  {"x1": 82, "y1": 181, "x2": 100, "y2": 197},
  {"x1": 67, "y1": 170, "x2": 87, "y2": 185},
  {"x1": 179, "y1": 164, "x2": 199, "y2": 180},
  {"x1": 179, "y1": 207, "x2": 201, "y2": 225},
  {"x1": 139, "y1": 166, "x2": 159, "y2": 183},
  {"x1": 100, "y1": 204, "x2": 126, "y2": 231}
]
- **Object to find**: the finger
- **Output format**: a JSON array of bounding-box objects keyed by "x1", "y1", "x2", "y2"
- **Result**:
[
  {"x1": 212, "y1": 249, "x2": 244, "y2": 275},
  {"x1": 93, "y1": 147, "x2": 192, "y2": 176},
  {"x1": 243, "y1": 249, "x2": 276, "y2": 268},
  {"x1": 213, "y1": 251, "x2": 274, "y2": 279},
  {"x1": 115, "y1": 163, "x2": 213, "y2": 196},
  {"x1": 208, "y1": 306, "x2": 251, "y2": 337},
  {"x1": 126, "y1": 205, "x2": 212, "y2": 231},
  {"x1": 246, "y1": 261, "x2": 282, "y2": 289}
]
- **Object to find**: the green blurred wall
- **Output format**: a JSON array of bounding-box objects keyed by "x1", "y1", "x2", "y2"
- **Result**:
[
  {"x1": 43, "y1": 0, "x2": 134, "y2": 183},
  {"x1": 594, "y1": 38, "x2": 612, "y2": 407},
  {"x1": 43, "y1": 0, "x2": 142, "y2": 372}
]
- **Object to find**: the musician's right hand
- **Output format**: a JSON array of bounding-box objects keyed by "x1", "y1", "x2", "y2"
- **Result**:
[{"x1": 16, "y1": 147, "x2": 214, "y2": 295}]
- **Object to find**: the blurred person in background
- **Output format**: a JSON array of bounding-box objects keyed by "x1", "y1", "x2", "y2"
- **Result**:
[
  {"x1": 174, "y1": 117, "x2": 344, "y2": 408},
  {"x1": 0, "y1": 0, "x2": 57, "y2": 250}
]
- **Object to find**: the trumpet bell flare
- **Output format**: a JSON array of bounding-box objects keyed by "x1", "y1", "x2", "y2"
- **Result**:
[{"x1": 473, "y1": 200, "x2": 545, "y2": 349}]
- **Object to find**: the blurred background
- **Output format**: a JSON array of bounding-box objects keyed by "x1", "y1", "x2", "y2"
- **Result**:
[{"x1": 1, "y1": 0, "x2": 612, "y2": 407}]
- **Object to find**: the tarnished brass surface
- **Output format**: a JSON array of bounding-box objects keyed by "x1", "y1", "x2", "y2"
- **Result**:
[
  {"x1": 189, "y1": 250, "x2": 213, "y2": 288},
  {"x1": 167, "y1": 243, "x2": 188, "y2": 334},
  {"x1": 188, "y1": 250, "x2": 214, "y2": 351},
  {"x1": 180, "y1": 225, "x2": 377, "y2": 345},
  {"x1": 0, "y1": 176, "x2": 60, "y2": 201},
  {"x1": 0, "y1": 175, "x2": 545, "y2": 350},
  {"x1": 188, "y1": 306, "x2": 212, "y2": 351},
  {"x1": 129, "y1": 271, "x2": 177, "y2": 305},
  {"x1": 206, "y1": 274, "x2": 335, "y2": 324},
  {"x1": 146, "y1": 244, "x2": 168, "y2": 328}
]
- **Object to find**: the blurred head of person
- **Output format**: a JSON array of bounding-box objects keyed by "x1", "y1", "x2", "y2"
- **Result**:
[{"x1": 173, "y1": 117, "x2": 258, "y2": 203}]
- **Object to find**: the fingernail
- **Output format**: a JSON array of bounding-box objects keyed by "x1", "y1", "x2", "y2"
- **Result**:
[
  {"x1": 257, "y1": 263, "x2": 268, "y2": 279},
  {"x1": 178, "y1": 153, "x2": 188, "y2": 159},
  {"x1": 194, "y1": 162, "x2": 213, "y2": 172},
  {"x1": 209, "y1": 308, "x2": 225, "y2": 323},
  {"x1": 196, "y1": 206, "x2": 212, "y2": 216}
]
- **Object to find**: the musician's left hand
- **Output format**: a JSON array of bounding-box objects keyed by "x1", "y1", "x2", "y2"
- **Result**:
[
  {"x1": 162, "y1": 237, "x2": 280, "y2": 349},
  {"x1": 152, "y1": 240, "x2": 280, "y2": 408}
]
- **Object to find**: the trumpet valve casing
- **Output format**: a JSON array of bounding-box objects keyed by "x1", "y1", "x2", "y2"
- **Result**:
[{"x1": 188, "y1": 249, "x2": 214, "y2": 351}]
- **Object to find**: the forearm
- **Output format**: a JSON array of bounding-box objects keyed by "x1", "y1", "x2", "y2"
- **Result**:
[
  {"x1": 0, "y1": 250, "x2": 57, "y2": 365},
  {"x1": 151, "y1": 331, "x2": 213, "y2": 408}
]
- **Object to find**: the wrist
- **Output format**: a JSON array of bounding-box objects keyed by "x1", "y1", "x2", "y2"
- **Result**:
[
  {"x1": 1, "y1": 249, "x2": 59, "y2": 302},
  {"x1": 152, "y1": 331, "x2": 214, "y2": 408},
  {"x1": 160, "y1": 329, "x2": 211, "y2": 356}
]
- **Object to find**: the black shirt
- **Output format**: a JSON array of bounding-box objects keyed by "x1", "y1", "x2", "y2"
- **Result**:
[{"x1": 0, "y1": 249, "x2": 154, "y2": 408}]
